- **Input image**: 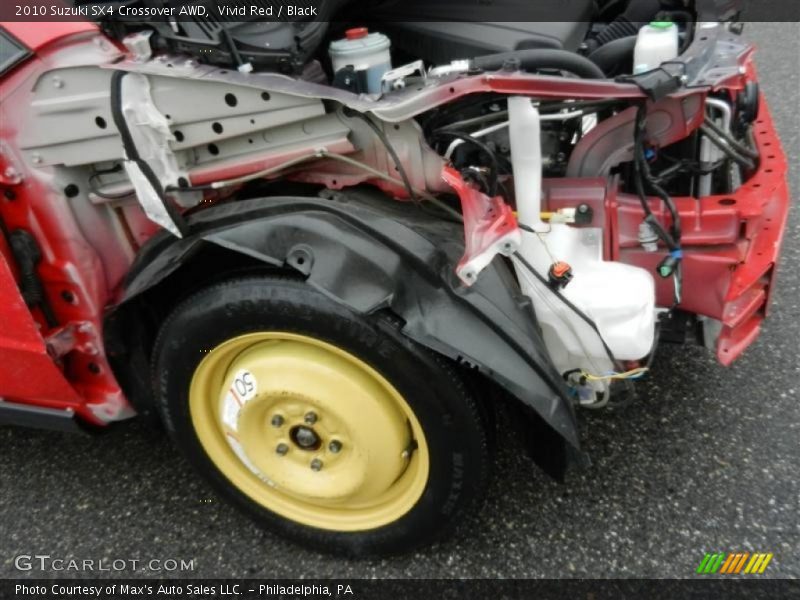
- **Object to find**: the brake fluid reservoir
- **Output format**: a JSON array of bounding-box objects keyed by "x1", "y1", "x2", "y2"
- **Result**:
[
  {"x1": 633, "y1": 21, "x2": 679, "y2": 74},
  {"x1": 329, "y1": 28, "x2": 391, "y2": 94}
]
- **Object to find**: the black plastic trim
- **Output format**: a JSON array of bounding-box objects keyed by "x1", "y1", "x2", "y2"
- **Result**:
[
  {"x1": 106, "y1": 190, "x2": 581, "y2": 450},
  {"x1": 0, "y1": 400, "x2": 82, "y2": 433}
]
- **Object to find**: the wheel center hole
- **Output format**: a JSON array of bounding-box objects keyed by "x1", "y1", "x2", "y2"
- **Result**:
[{"x1": 290, "y1": 425, "x2": 322, "y2": 451}]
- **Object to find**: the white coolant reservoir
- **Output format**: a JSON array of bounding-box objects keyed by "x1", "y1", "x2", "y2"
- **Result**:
[
  {"x1": 508, "y1": 96, "x2": 656, "y2": 381},
  {"x1": 514, "y1": 225, "x2": 656, "y2": 376},
  {"x1": 634, "y1": 21, "x2": 679, "y2": 74}
]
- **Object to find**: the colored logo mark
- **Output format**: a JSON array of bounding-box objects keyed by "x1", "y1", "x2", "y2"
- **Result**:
[{"x1": 696, "y1": 552, "x2": 774, "y2": 575}]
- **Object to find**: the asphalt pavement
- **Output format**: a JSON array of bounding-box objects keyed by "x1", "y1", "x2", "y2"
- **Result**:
[{"x1": 1, "y1": 22, "x2": 798, "y2": 580}]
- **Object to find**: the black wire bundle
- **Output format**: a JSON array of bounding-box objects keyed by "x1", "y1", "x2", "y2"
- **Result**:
[
  {"x1": 632, "y1": 104, "x2": 681, "y2": 251},
  {"x1": 430, "y1": 131, "x2": 502, "y2": 197}
]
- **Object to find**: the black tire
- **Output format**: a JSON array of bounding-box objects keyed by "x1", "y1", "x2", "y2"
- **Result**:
[{"x1": 152, "y1": 276, "x2": 489, "y2": 556}]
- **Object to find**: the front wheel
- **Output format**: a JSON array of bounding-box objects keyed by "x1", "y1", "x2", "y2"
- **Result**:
[{"x1": 152, "y1": 276, "x2": 489, "y2": 555}]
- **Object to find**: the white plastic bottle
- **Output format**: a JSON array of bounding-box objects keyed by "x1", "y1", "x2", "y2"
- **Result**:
[
  {"x1": 634, "y1": 21, "x2": 679, "y2": 74},
  {"x1": 329, "y1": 28, "x2": 392, "y2": 94}
]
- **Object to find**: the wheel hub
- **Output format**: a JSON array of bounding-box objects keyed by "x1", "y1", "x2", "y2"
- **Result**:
[{"x1": 290, "y1": 425, "x2": 321, "y2": 450}]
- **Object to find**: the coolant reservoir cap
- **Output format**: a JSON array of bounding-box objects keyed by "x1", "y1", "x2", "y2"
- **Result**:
[
  {"x1": 650, "y1": 21, "x2": 675, "y2": 29},
  {"x1": 345, "y1": 27, "x2": 369, "y2": 40}
]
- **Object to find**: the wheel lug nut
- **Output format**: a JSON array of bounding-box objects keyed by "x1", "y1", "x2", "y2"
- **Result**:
[
  {"x1": 328, "y1": 440, "x2": 342, "y2": 453},
  {"x1": 304, "y1": 411, "x2": 318, "y2": 425},
  {"x1": 276, "y1": 443, "x2": 289, "y2": 456},
  {"x1": 271, "y1": 415, "x2": 284, "y2": 428},
  {"x1": 310, "y1": 458, "x2": 323, "y2": 471}
]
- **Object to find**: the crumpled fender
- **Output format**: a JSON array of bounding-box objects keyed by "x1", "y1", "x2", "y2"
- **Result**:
[{"x1": 109, "y1": 190, "x2": 580, "y2": 449}]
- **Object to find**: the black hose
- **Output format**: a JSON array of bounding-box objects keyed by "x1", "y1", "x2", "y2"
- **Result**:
[
  {"x1": 699, "y1": 125, "x2": 756, "y2": 170},
  {"x1": 703, "y1": 118, "x2": 759, "y2": 159},
  {"x1": 587, "y1": 35, "x2": 637, "y2": 75},
  {"x1": 430, "y1": 131, "x2": 501, "y2": 196},
  {"x1": 471, "y1": 49, "x2": 606, "y2": 79}
]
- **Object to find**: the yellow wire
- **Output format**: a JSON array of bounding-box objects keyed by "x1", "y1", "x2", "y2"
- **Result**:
[
  {"x1": 511, "y1": 211, "x2": 555, "y2": 220},
  {"x1": 582, "y1": 367, "x2": 649, "y2": 381}
]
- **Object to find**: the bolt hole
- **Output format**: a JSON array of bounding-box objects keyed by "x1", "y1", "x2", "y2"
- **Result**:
[
  {"x1": 767, "y1": 155, "x2": 775, "y2": 159},
  {"x1": 449, "y1": 87, "x2": 455, "y2": 93},
  {"x1": 250, "y1": 118, "x2": 255, "y2": 124},
  {"x1": 208, "y1": 143, "x2": 219, "y2": 156},
  {"x1": 753, "y1": 183, "x2": 761, "y2": 188},
  {"x1": 212, "y1": 122, "x2": 224, "y2": 134},
  {"x1": 393, "y1": 124, "x2": 400, "y2": 130},
  {"x1": 332, "y1": 179, "x2": 337, "y2": 186},
  {"x1": 261, "y1": 92, "x2": 271, "y2": 101},
  {"x1": 61, "y1": 290, "x2": 76, "y2": 304},
  {"x1": 64, "y1": 184, "x2": 80, "y2": 198},
  {"x1": 296, "y1": 256, "x2": 305, "y2": 265},
  {"x1": 248, "y1": 138, "x2": 253, "y2": 144},
  {"x1": 178, "y1": 177, "x2": 189, "y2": 188},
  {"x1": 174, "y1": 130, "x2": 185, "y2": 142},
  {"x1": 95, "y1": 116, "x2": 107, "y2": 129},
  {"x1": 88, "y1": 362, "x2": 101, "y2": 375},
  {"x1": 764, "y1": 142, "x2": 772, "y2": 147},
  {"x1": 718, "y1": 198, "x2": 736, "y2": 206},
  {"x1": 224, "y1": 93, "x2": 238, "y2": 107},
  {"x1": 765, "y1": 169, "x2": 773, "y2": 173}
]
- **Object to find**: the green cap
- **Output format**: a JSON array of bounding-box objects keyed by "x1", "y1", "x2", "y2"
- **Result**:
[{"x1": 650, "y1": 21, "x2": 674, "y2": 29}]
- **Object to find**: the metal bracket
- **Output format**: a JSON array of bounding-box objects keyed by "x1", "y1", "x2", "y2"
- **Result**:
[
  {"x1": 381, "y1": 60, "x2": 426, "y2": 92},
  {"x1": 441, "y1": 166, "x2": 521, "y2": 285}
]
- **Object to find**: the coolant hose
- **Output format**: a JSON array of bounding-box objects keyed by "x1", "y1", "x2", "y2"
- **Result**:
[
  {"x1": 471, "y1": 49, "x2": 606, "y2": 79},
  {"x1": 587, "y1": 35, "x2": 638, "y2": 74}
]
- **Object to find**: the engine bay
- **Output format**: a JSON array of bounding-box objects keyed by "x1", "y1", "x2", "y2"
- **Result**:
[{"x1": 0, "y1": 0, "x2": 787, "y2": 424}]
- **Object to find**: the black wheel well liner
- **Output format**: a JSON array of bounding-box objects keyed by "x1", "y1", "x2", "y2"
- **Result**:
[{"x1": 104, "y1": 190, "x2": 580, "y2": 465}]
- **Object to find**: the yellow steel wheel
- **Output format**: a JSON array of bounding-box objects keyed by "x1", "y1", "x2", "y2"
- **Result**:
[{"x1": 189, "y1": 332, "x2": 429, "y2": 532}]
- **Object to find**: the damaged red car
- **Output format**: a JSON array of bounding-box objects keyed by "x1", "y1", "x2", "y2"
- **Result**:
[{"x1": 0, "y1": 0, "x2": 790, "y2": 555}]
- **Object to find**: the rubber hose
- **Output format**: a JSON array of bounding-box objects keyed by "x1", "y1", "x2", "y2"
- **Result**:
[
  {"x1": 471, "y1": 49, "x2": 606, "y2": 79},
  {"x1": 587, "y1": 35, "x2": 637, "y2": 74},
  {"x1": 584, "y1": 0, "x2": 663, "y2": 53},
  {"x1": 590, "y1": 17, "x2": 640, "y2": 50}
]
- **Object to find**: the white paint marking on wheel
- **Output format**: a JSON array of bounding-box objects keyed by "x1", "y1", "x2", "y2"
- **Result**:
[
  {"x1": 221, "y1": 369, "x2": 258, "y2": 431},
  {"x1": 220, "y1": 370, "x2": 275, "y2": 486},
  {"x1": 231, "y1": 369, "x2": 257, "y2": 402}
]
